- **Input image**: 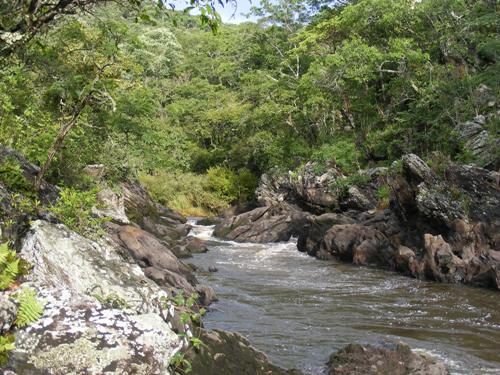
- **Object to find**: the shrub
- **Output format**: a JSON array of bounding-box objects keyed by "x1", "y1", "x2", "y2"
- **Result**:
[
  {"x1": 0, "y1": 157, "x2": 32, "y2": 194},
  {"x1": 377, "y1": 185, "x2": 391, "y2": 209},
  {"x1": 140, "y1": 167, "x2": 258, "y2": 217},
  {"x1": 311, "y1": 138, "x2": 362, "y2": 174},
  {"x1": 49, "y1": 187, "x2": 106, "y2": 236}
]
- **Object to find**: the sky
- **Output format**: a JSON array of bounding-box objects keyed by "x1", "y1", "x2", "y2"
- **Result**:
[
  {"x1": 175, "y1": 0, "x2": 260, "y2": 24},
  {"x1": 216, "y1": 0, "x2": 258, "y2": 23}
]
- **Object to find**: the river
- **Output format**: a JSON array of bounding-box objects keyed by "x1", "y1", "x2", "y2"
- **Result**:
[{"x1": 187, "y1": 221, "x2": 500, "y2": 375}]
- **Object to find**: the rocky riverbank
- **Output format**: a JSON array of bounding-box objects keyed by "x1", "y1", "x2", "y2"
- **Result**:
[
  {"x1": 214, "y1": 154, "x2": 500, "y2": 290},
  {"x1": 0, "y1": 146, "x2": 293, "y2": 374}
]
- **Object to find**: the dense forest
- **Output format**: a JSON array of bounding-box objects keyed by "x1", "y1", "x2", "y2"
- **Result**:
[{"x1": 1, "y1": 0, "x2": 498, "y2": 217}]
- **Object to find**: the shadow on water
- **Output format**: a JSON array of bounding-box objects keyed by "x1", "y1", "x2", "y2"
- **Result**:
[{"x1": 187, "y1": 222, "x2": 500, "y2": 375}]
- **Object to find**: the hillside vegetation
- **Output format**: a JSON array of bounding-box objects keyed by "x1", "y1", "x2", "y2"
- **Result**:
[{"x1": 1, "y1": 0, "x2": 498, "y2": 215}]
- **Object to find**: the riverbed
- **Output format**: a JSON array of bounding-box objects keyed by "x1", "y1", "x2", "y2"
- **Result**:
[{"x1": 188, "y1": 221, "x2": 500, "y2": 375}]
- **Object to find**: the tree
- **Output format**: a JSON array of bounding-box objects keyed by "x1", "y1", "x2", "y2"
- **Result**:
[{"x1": 0, "y1": 0, "x2": 235, "y2": 57}]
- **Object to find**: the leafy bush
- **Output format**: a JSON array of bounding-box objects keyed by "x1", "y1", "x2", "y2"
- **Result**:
[
  {"x1": 49, "y1": 188, "x2": 106, "y2": 236},
  {"x1": 140, "y1": 168, "x2": 258, "y2": 217},
  {"x1": 204, "y1": 166, "x2": 239, "y2": 203},
  {"x1": 0, "y1": 242, "x2": 29, "y2": 290},
  {"x1": 0, "y1": 157, "x2": 32, "y2": 194},
  {"x1": 311, "y1": 138, "x2": 362, "y2": 174}
]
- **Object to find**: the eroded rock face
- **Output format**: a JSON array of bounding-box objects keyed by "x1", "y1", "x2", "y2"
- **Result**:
[
  {"x1": 93, "y1": 188, "x2": 130, "y2": 225},
  {"x1": 255, "y1": 163, "x2": 385, "y2": 214},
  {"x1": 455, "y1": 113, "x2": 500, "y2": 170},
  {"x1": 5, "y1": 289, "x2": 180, "y2": 375},
  {"x1": 328, "y1": 343, "x2": 449, "y2": 375},
  {"x1": 226, "y1": 153, "x2": 500, "y2": 289},
  {"x1": 214, "y1": 206, "x2": 307, "y2": 243},
  {"x1": 121, "y1": 181, "x2": 189, "y2": 246}
]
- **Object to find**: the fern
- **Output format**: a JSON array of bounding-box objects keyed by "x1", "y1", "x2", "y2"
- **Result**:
[
  {"x1": 0, "y1": 243, "x2": 20, "y2": 290},
  {"x1": 14, "y1": 288, "x2": 45, "y2": 327},
  {"x1": 0, "y1": 334, "x2": 15, "y2": 367}
]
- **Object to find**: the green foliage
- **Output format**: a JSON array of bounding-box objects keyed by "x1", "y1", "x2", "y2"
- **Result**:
[
  {"x1": 0, "y1": 242, "x2": 29, "y2": 290},
  {"x1": 140, "y1": 168, "x2": 257, "y2": 216},
  {"x1": 0, "y1": 334, "x2": 15, "y2": 367},
  {"x1": 49, "y1": 188, "x2": 106, "y2": 236},
  {"x1": 377, "y1": 185, "x2": 391, "y2": 209},
  {"x1": 0, "y1": 157, "x2": 32, "y2": 194},
  {"x1": 1, "y1": 0, "x2": 499, "y2": 218},
  {"x1": 14, "y1": 288, "x2": 46, "y2": 328},
  {"x1": 311, "y1": 138, "x2": 362, "y2": 174}
]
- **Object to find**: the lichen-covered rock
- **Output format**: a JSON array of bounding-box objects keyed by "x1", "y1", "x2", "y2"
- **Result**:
[
  {"x1": 0, "y1": 293, "x2": 17, "y2": 333},
  {"x1": 20, "y1": 220, "x2": 165, "y2": 314},
  {"x1": 93, "y1": 188, "x2": 130, "y2": 225},
  {"x1": 328, "y1": 343, "x2": 449, "y2": 375},
  {"x1": 5, "y1": 288, "x2": 180, "y2": 375}
]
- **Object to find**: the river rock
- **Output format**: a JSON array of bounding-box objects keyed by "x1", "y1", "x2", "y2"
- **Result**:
[
  {"x1": 297, "y1": 213, "x2": 355, "y2": 256},
  {"x1": 214, "y1": 206, "x2": 307, "y2": 243},
  {"x1": 187, "y1": 329, "x2": 303, "y2": 375},
  {"x1": 328, "y1": 343, "x2": 449, "y2": 375},
  {"x1": 249, "y1": 153, "x2": 499, "y2": 289},
  {"x1": 319, "y1": 224, "x2": 395, "y2": 266}
]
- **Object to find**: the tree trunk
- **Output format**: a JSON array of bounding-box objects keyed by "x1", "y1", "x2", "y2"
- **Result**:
[{"x1": 34, "y1": 92, "x2": 92, "y2": 190}]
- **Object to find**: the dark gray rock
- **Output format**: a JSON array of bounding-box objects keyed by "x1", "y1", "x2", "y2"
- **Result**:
[
  {"x1": 328, "y1": 343, "x2": 449, "y2": 375},
  {"x1": 187, "y1": 329, "x2": 303, "y2": 375},
  {"x1": 214, "y1": 206, "x2": 307, "y2": 243}
]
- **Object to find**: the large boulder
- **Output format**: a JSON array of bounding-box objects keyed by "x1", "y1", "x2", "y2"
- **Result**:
[
  {"x1": 297, "y1": 213, "x2": 355, "y2": 257},
  {"x1": 4, "y1": 289, "x2": 180, "y2": 375},
  {"x1": 2, "y1": 220, "x2": 186, "y2": 373},
  {"x1": 20, "y1": 220, "x2": 168, "y2": 314},
  {"x1": 319, "y1": 224, "x2": 395, "y2": 267},
  {"x1": 187, "y1": 329, "x2": 303, "y2": 375},
  {"x1": 328, "y1": 343, "x2": 449, "y2": 375},
  {"x1": 213, "y1": 206, "x2": 307, "y2": 243}
]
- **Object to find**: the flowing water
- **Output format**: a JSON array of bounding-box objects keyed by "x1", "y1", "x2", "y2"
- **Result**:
[{"x1": 187, "y1": 221, "x2": 500, "y2": 375}]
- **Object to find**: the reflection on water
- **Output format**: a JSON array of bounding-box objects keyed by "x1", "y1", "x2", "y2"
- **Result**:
[{"x1": 188, "y1": 222, "x2": 500, "y2": 375}]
